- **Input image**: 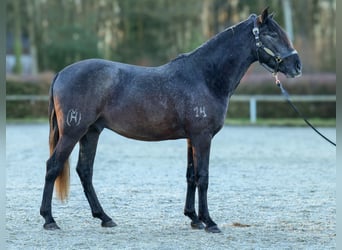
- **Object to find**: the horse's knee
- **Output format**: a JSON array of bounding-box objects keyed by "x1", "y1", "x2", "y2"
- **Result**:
[
  {"x1": 197, "y1": 175, "x2": 209, "y2": 190},
  {"x1": 186, "y1": 174, "x2": 196, "y2": 185},
  {"x1": 186, "y1": 169, "x2": 197, "y2": 186}
]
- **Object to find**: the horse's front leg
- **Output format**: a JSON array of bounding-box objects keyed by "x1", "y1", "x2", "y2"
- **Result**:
[
  {"x1": 184, "y1": 139, "x2": 205, "y2": 230},
  {"x1": 191, "y1": 134, "x2": 221, "y2": 233}
]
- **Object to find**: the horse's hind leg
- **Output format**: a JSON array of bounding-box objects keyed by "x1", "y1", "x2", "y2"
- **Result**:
[
  {"x1": 184, "y1": 139, "x2": 205, "y2": 230},
  {"x1": 76, "y1": 126, "x2": 116, "y2": 227},
  {"x1": 40, "y1": 135, "x2": 78, "y2": 229}
]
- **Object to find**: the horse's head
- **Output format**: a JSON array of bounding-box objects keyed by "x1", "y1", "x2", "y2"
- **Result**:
[{"x1": 252, "y1": 8, "x2": 302, "y2": 78}]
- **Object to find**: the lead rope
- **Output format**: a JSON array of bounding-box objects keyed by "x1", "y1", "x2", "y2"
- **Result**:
[{"x1": 273, "y1": 74, "x2": 336, "y2": 147}]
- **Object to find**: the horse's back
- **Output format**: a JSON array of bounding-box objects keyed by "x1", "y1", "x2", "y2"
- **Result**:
[{"x1": 55, "y1": 59, "x2": 127, "y2": 91}]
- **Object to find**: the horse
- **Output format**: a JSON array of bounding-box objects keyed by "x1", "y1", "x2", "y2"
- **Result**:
[{"x1": 40, "y1": 8, "x2": 301, "y2": 233}]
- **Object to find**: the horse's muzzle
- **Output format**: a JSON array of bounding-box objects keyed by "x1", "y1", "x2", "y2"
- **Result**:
[
  {"x1": 284, "y1": 56, "x2": 302, "y2": 78},
  {"x1": 293, "y1": 59, "x2": 302, "y2": 77}
]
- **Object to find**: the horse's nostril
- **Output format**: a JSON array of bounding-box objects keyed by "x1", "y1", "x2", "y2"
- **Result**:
[{"x1": 296, "y1": 61, "x2": 302, "y2": 71}]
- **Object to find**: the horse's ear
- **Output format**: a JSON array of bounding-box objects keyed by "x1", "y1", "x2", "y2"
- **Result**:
[{"x1": 258, "y1": 7, "x2": 270, "y2": 24}]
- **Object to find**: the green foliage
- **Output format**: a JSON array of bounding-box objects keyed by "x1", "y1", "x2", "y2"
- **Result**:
[
  {"x1": 114, "y1": 0, "x2": 203, "y2": 65},
  {"x1": 41, "y1": 25, "x2": 100, "y2": 71},
  {"x1": 6, "y1": 0, "x2": 336, "y2": 71}
]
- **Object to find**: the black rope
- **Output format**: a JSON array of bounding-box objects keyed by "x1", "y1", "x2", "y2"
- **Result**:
[{"x1": 275, "y1": 77, "x2": 336, "y2": 147}]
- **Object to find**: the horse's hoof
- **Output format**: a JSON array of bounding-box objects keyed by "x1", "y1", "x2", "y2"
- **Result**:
[
  {"x1": 190, "y1": 221, "x2": 205, "y2": 230},
  {"x1": 43, "y1": 222, "x2": 60, "y2": 230},
  {"x1": 101, "y1": 220, "x2": 117, "y2": 227},
  {"x1": 205, "y1": 225, "x2": 221, "y2": 233}
]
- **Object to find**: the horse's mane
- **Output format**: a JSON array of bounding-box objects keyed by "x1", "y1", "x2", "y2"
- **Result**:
[{"x1": 171, "y1": 14, "x2": 256, "y2": 63}]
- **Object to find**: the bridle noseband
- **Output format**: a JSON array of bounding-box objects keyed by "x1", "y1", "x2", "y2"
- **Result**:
[{"x1": 252, "y1": 17, "x2": 298, "y2": 74}]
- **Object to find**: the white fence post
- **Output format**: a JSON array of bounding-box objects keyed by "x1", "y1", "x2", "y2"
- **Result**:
[{"x1": 250, "y1": 97, "x2": 257, "y2": 124}]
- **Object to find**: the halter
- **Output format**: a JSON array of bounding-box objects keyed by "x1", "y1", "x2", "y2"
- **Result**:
[{"x1": 252, "y1": 18, "x2": 298, "y2": 74}]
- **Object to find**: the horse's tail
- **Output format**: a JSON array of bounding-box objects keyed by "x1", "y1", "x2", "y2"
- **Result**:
[{"x1": 48, "y1": 73, "x2": 70, "y2": 202}]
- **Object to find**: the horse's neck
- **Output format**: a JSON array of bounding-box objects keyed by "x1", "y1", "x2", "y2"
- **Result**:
[{"x1": 192, "y1": 18, "x2": 257, "y2": 97}]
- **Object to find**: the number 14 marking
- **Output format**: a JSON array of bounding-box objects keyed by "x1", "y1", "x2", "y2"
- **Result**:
[{"x1": 194, "y1": 106, "x2": 207, "y2": 118}]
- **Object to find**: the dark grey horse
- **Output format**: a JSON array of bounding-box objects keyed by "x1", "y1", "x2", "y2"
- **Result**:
[{"x1": 40, "y1": 8, "x2": 301, "y2": 233}]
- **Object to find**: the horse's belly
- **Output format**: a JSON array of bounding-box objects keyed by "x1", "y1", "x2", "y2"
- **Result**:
[
  {"x1": 104, "y1": 110, "x2": 186, "y2": 141},
  {"x1": 109, "y1": 124, "x2": 186, "y2": 141}
]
